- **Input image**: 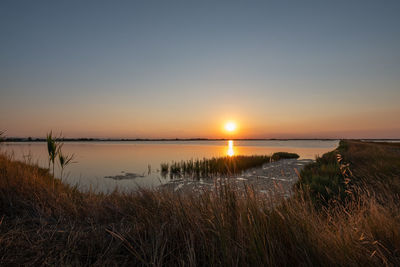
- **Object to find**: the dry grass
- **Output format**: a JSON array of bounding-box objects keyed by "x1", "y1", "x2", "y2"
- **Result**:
[{"x1": 0, "y1": 141, "x2": 400, "y2": 266}]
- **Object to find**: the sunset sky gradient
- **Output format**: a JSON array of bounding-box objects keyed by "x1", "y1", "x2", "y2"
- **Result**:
[{"x1": 1, "y1": 1, "x2": 399, "y2": 139}]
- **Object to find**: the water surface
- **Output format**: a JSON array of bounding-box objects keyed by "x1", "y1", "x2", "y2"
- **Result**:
[{"x1": 2, "y1": 140, "x2": 338, "y2": 192}]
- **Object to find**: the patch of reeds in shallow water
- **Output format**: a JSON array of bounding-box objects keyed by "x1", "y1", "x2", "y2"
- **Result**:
[{"x1": 161, "y1": 152, "x2": 299, "y2": 179}]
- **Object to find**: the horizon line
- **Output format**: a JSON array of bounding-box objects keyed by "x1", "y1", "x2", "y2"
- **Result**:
[{"x1": 3, "y1": 137, "x2": 400, "y2": 142}]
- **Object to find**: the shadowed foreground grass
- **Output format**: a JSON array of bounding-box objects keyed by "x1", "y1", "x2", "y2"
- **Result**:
[{"x1": 1, "y1": 140, "x2": 400, "y2": 266}]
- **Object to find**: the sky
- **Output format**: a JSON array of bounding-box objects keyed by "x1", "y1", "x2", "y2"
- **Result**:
[{"x1": 1, "y1": 0, "x2": 399, "y2": 139}]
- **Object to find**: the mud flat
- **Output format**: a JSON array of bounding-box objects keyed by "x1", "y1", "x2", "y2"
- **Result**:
[{"x1": 161, "y1": 158, "x2": 313, "y2": 197}]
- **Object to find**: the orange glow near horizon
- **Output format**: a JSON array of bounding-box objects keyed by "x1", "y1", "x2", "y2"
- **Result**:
[{"x1": 2, "y1": 108, "x2": 400, "y2": 139}]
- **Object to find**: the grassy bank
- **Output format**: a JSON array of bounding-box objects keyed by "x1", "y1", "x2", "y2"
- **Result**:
[
  {"x1": 297, "y1": 140, "x2": 400, "y2": 205},
  {"x1": 1, "y1": 141, "x2": 400, "y2": 266}
]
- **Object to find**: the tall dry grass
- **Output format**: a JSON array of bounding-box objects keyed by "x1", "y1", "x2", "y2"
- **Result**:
[{"x1": 0, "y1": 141, "x2": 399, "y2": 266}]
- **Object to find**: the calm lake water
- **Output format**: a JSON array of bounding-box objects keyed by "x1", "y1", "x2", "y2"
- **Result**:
[{"x1": 2, "y1": 140, "x2": 339, "y2": 192}]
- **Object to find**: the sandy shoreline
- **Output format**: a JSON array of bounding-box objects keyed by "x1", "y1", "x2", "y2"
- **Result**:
[{"x1": 161, "y1": 158, "x2": 314, "y2": 196}]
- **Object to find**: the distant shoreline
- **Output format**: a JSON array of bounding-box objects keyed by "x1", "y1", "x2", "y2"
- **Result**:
[{"x1": 2, "y1": 137, "x2": 399, "y2": 142}]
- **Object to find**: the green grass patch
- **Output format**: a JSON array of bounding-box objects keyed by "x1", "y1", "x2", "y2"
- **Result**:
[
  {"x1": 271, "y1": 152, "x2": 300, "y2": 161},
  {"x1": 296, "y1": 140, "x2": 400, "y2": 205}
]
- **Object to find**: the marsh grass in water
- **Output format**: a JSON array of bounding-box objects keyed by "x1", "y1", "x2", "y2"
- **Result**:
[
  {"x1": 161, "y1": 152, "x2": 299, "y2": 179},
  {"x1": 271, "y1": 151, "x2": 299, "y2": 161}
]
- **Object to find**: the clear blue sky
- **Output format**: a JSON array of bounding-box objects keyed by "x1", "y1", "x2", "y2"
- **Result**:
[{"x1": 1, "y1": 0, "x2": 399, "y2": 138}]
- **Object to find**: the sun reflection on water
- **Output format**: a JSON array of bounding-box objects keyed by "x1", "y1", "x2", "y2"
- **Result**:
[{"x1": 227, "y1": 140, "x2": 235, "y2": 156}]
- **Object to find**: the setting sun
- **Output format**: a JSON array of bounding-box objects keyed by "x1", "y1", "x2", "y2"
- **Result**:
[{"x1": 225, "y1": 122, "x2": 237, "y2": 132}]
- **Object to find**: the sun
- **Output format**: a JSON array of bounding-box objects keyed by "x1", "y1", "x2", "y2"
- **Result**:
[{"x1": 225, "y1": 122, "x2": 237, "y2": 132}]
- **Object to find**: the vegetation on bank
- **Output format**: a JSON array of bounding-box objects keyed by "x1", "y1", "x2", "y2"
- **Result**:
[
  {"x1": 0, "y1": 140, "x2": 400, "y2": 266},
  {"x1": 45, "y1": 131, "x2": 75, "y2": 180},
  {"x1": 160, "y1": 152, "x2": 299, "y2": 179},
  {"x1": 296, "y1": 141, "x2": 350, "y2": 204},
  {"x1": 297, "y1": 140, "x2": 400, "y2": 205}
]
